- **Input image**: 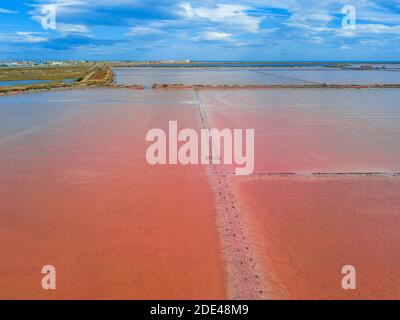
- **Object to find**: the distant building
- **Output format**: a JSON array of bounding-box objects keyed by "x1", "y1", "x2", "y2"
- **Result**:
[{"x1": 360, "y1": 64, "x2": 373, "y2": 70}]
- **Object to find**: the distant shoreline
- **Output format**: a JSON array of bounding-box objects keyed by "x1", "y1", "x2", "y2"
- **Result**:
[{"x1": 111, "y1": 61, "x2": 400, "y2": 68}]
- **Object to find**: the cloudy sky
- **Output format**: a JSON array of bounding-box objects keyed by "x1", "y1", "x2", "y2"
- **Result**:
[{"x1": 0, "y1": 0, "x2": 399, "y2": 61}]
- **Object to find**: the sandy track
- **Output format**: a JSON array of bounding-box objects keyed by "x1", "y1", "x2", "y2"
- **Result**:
[{"x1": 195, "y1": 89, "x2": 267, "y2": 299}]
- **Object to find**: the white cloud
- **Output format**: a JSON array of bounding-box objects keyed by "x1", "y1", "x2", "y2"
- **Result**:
[
  {"x1": 29, "y1": 2, "x2": 91, "y2": 35},
  {"x1": 57, "y1": 23, "x2": 89, "y2": 33},
  {"x1": 17, "y1": 0, "x2": 400, "y2": 57},
  {"x1": 180, "y1": 2, "x2": 262, "y2": 33},
  {"x1": 287, "y1": 11, "x2": 334, "y2": 26},
  {"x1": 0, "y1": 8, "x2": 18, "y2": 14},
  {"x1": 15, "y1": 32, "x2": 48, "y2": 43},
  {"x1": 200, "y1": 31, "x2": 233, "y2": 41},
  {"x1": 30, "y1": 0, "x2": 142, "y2": 16},
  {"x1": 127, "y1": 26, "x2": 164, "y2": 36},
  {"x1": 336, "y1": 24, "x2": 400, "y2": 37}
]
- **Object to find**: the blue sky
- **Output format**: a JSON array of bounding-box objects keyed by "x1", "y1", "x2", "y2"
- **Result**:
[{"x1": 0, "y1": 0, "x2": 399, "y2": 61}]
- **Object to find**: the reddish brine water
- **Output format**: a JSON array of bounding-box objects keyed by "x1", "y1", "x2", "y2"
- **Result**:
[
  {"x1": 1, "y1": 85, "x2": 399, "y2": 299},
  {"x1": 0, "y1": 89, "x2": 226, "y2": 299}
]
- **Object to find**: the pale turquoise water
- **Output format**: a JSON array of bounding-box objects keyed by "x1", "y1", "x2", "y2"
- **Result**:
[
  {"x1": 262, "y1": 69, "x2": 400, "y2": 85},
  {"x1": 113, "y1": 67, "x2": 310, "y2": 87},
  {"x1": 113, "y1": 67, "x2": 400, "y2": 87},
  {"x1": 0, "y1": 79, "x2": 75, "y2": 87}
]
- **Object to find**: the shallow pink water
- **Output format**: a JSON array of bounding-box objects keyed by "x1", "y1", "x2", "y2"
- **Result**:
[
  {"x1": 0, "y1": 89, "x2": 227, "y2": 299},
  {"x1": 201, "y1": 89, "x2": 400, "y2": 173}
]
